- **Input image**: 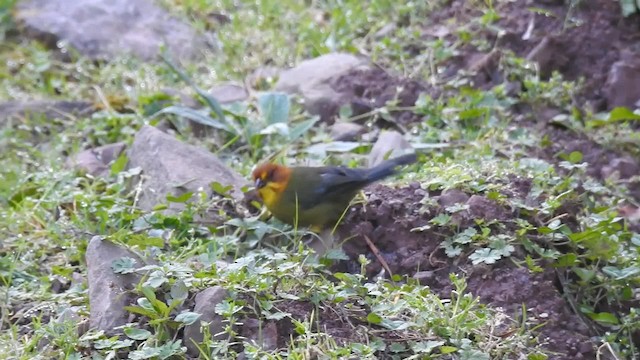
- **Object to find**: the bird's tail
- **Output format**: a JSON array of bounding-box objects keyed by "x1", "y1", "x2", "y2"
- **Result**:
[{"x1": 365, "y1": 152, "x2": 417, "y2": 182}]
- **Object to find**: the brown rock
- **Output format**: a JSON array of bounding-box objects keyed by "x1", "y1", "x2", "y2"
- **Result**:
[
  {"x1": 603, "y1": 56, "x2": 640, "y2": 109},
  {"x1": 330, "y1": 122, "x2": 366, "y2": 141},
  {"x1": 526, "y1": 36, "x2": 568, "y2": 77},
  {"x1": 275, "y1": 53, "x2": 369, "y2": 121},
  {"x1": 466, "y1": 195, "x2": 507, "y2": 221},
  {"x1": 86, "y1": 236, "x2": 144, "y2": 334},
  {"x1": 127, "y1": 125, "x2": 248, "y2": 214},
  {"x1": 66, "y1": 142, "x2": 127, "y2": 178},
  {"x1": 368, "y1": 130, "x2": 413, "y2": 167},
  {"x1": 437, "y1": 189, "x2": 470, "y2": 208},
  {"x1": 184, "y1": 286, "x2": 229, "y2": 356}
]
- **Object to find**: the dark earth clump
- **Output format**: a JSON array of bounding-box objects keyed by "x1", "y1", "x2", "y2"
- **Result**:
[
  {"x1": 425, "y1": 0, "x2": 640, "y2": 111},
  {"x1": 331, "y1": 67, "x2": 427, "y2": 128},
  {"x1": 335, "y1": 185, "x2": 596, "y2": 359}
]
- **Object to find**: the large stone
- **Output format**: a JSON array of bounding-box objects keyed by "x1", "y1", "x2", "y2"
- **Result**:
[
  {"x1": 0, "y1": 100, "x2": 94, "y2": 126},
  {"x1": 66, "y1": 142, "x2": 127, "y2": 178},
  {"x1": 86, "y1": 236, "x2": 143, "y2": 334},
  {"x1": 209, "y1": 84, "x2": 249, "y2": 104},
  {"x1": 525, "y1": 36, "x2": 568, "y2": 78},
  {"x1": 368, "y1": 130, "x2": 413, "y2": 167},
  {"x1": 601, "y1": 156, "x2": 640, "y2": 180},
  {"x1": 275, "y1": 53, "x2": 369, "y2": 121},
  {"x1": 184, "y1": 286, "x2": 229, "y2": 356},
  {"x1": 330, "y1": 122, "x2": 366, "y2": 141},
  {"x1": 15, "y1": 0, "x2": 212, "y2": 61},
  {"x1": 127, "y1": 125, "x2": 248, "y2": 213},
  {"x1": 240, "y1": 319, "x2": 278, "y2": 352},
  {"x1": 437, "y1": 189, "x2": 470, "y2": 209},
  {"x1": 603, "y1": 56, "x2": 640, "y2": 109}
]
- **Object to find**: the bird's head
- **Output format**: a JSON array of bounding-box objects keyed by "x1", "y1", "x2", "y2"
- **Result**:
[{"x1": 252, "y1": 163, "x2": 292, "y2": 206}]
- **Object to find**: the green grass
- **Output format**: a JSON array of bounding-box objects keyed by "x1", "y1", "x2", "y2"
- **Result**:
[{"x1": 1, "y1": 0, "x2": 639, "y2": 359}]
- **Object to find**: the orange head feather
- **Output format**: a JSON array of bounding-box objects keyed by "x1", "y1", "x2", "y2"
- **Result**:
[{"x1": 251, "y1": 163, "x2": 292, "y2": 205}]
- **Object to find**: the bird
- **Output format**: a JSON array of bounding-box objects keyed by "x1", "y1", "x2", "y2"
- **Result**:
[{"x1": 251, "y1": 152, "x2": 417, "y2": 236}]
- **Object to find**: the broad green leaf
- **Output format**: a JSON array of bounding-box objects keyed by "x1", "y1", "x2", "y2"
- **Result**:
[
  {"x1": 325, "y1": 248, "x2": 349, "y2": 260},
  {"x1": 175, "y1": 311, "x2": 201, "y2": 325},
  {"x1": 170, "y1": 280, "x2": 189, "y2": 302},
  {"x1": 469, "y1": 248, "x2": 501, "y2": 265},
  {"x1": 608, "y1": 107, "x2": 640, "y2": 121},
  {"x1": 288, "y1": 117, "x2": 319, "y2": 141},
  {"x1": 124, "y1": 305, "x2": 157, "y2": 319},
  {"x1": 602, "y1": 265, "x2": 640, "y2": 280},
  {"x1": 152, "y1": 106, "x2": 230, "y2": 131},
  {"x1": 259, "y1": 122, "x2": 289, "y2": 136},
  {"x1": 458, "y1": 107, "x2": 487, "y2": 120},
  {"x1": 588, "y1": 311, "x2": 619, "y2": 326},
  {"x1": 111, "y1": 257, "x2": 137, "y2": 274},
  {"x1": 440, "y1": 346, "x2": 458, "y2": 354},
  {"x1": 124, "y1": 328, "x2": 152, "y2": 340},
  {"x1": 411, "y1": 340, "x2": 444, "y2": 354},
  {"x1": 573, "y1": 267, "x2": 595, "y2": 283},
  {"x1": 389, "y1": 342, "x2": 407, "y2": 353},
  {"x1": 129, "y1": 347, "x2": 161, "y2": 360},
  {"x1": 366, "y1": 312, "x2": 382, "y2": 324},
  {"x1": 554, "y1": 253, "x2": 577, "y2": 267},
  {"x1": 166, "y1": 192, "x2": 193, "y2": 203},
  {"x1": 258, "y1": 92, "x2": 290, "y2": 124},
  {"x1": 380, "y1": 319, "x2": 413, "y2": 330},
  {"x1": 568, "y1": 151, "x2": 583, "y2": 164},
  {"x1": 144, "y1": 270, "x2": 168, "y2": 288},
  {"x1": 265, "y1": 311, "x2": 289, "y2": 320},
  {"x1": 110, "y1": 153, "x2": 128, "y2": 175},
  {"x1": 126, "y1": 235, "x2": 164, "y2": 248},
  {"x1": 528, "y1": 353, "x2": 548, "y2": 360},
  {"x1": 211, "y1": 182, "x2": 233, "y2": 198}
]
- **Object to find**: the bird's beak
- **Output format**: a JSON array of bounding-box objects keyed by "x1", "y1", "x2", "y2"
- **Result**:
[{"x1": 255, "y1": 178, "x2": 266, "y2": 189}]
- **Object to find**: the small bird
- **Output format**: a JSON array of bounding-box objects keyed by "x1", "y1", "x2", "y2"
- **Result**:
[{"x1": 251, "y1": 153, "x2": 417, "y2": 234}]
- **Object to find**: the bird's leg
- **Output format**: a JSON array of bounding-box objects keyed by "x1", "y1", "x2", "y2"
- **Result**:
[{"x1": 305, "y1": 227, "x2": 335, "y2": 258}]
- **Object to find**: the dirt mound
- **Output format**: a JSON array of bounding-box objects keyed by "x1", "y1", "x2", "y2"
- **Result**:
[
  {"x1": 335, "y1": 184, "x2": 595, "y2": 359},
  {"x1": 418, "y1": 0, "x2": 640, "y2": 111},
  {"x1": 332, "y1": 67, "x2": 427, "y2": 127},
  {"x1": 498, "y1": 0, "x2": 640, "y2": 110}
]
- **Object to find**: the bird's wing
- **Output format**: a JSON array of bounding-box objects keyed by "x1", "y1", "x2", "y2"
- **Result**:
[{"x1": 296, "y1": 166, "x2": 368, "y2": 210}]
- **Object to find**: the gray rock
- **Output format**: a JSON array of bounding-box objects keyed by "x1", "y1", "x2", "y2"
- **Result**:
[
  {"x1": 466, "y1": 195, "x2": 507, "y2": 221},
  {"x1": 368, "y1": 130, "x2": 413, "y2": 167},
  {"x1": 525, "y1": 36, "x2": 568, "y2": 77},
  {"x1": 56, "y1": 306, "x2": 90, "y2": 335},
  {"x1": 66, "y1": 142, "x2": 127, "y2": 178},
  {"x1": 603, "y1": 57, "x2": 640, "y2": 109},
  {"x1": 413, "y1": 270, "x2": 435, "y2": 285},
  {"x1": 209, "y1": 84, "x2": 249, "y2": 104},
  {"x1": 0, "y1": 100, "x2": 94, "y2": 126},
  {"x1": 437, "y1": 189, "x2": 470, "y2": 208},
  {"x1": 184, "y1": 286, "x2": 229, "y2": 356},
  {"x1": 275, "y1": 53, "x2": 369, "y2": 121},
  {"x1": 601, "y1": 157, "x2": 640, "y2": 180},
  {"x1": 127, "y1": 125, "x2": 248, "y2": 214},
  {"x1": 86, "y1": 236, "x2": 143, "y2": 334},
  {"x1": 330, "y1": 122, "x2": 366, "y2": 141},
  {"x1": 15, "y1": 0, "x2": 212, "y2": 61},
  {"x1": 240, "y1": 318, "x2": 278, "y2": 352}
]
